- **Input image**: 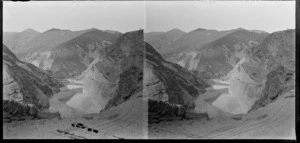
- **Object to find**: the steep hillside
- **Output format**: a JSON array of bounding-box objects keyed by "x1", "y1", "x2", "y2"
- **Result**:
[
  {"x1": 3, "y1": 29, "x2": 40, "y2": 51},
  {"x1": 3, "y1": 44, "x2": 63, "y2": 120},
  {"x1": 167, "y1": 29, "x2": 268, "y2": 79},
  {"x1": 144, "y1": 42, "x2": 209, "y2": 119},
  {"x1": 212, "y1": 29, "x2": 295, "y2": 114},
  {"x1": 65, "y1": 30, "x2": 144, "y2": 113},
  {"x1": 162, "y1": 28, "x2": 240, "y2": 56},
  {"x1": 21, "y1": 29, "x2": 121, "y2": 79},
  {"x1": 248, "y1": 29, "x2": 295, "y2": 110},
  {"x1": 145, "y1": 28, "x2": 186, "y2": 52},
  {"x1": 15, "y1": 28, "x2": 94, "y2": 55}
]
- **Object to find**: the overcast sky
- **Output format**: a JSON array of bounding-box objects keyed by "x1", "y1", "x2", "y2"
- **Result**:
[
  {"x1": 3, "y1": 1, "x2": 145, "y2": 33},
  {"x1": 4, "y1": 1, "x2": 295, "y2": 33},
  {"x1": 146, "y1": 1, "x2": 295, "y2": 33}
]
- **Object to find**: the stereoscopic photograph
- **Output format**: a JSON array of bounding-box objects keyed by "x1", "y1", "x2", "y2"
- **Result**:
[{"x1": 3, "y1": 0, "x2": 296, "y2": 139}]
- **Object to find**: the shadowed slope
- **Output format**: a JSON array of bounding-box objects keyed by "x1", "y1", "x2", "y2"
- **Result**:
[
  {"x1": 66, "y1": 30, "x2": 144, "y2": 114},
  {"x1": 3, "y1": 44, "x2": 62, "y2": 120},
  {"x1": 145, "y1": 42, "x2": 209, "y2": 119}
]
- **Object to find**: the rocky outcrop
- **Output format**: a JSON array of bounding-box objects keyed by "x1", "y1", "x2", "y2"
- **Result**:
[
  {"x1": 250, "y1": 66, "x2": 295, "y2": 111},
  {"x1": 66, "y1": 30, "x2": 144, "y2": 113},
  {"x1": 248, "y1": 29, "x2": 295, "y2": 111},
  {"x1": 3, "y1": 44, "x2": 62, "y2": 118},
  {"x1": 145, "y1": 42, "x2": 209, "y2": 118}
]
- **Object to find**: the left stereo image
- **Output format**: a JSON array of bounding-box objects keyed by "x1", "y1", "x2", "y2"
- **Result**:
[{"x1": 3, "y1": 1, "x2": 147, "y2": 139}]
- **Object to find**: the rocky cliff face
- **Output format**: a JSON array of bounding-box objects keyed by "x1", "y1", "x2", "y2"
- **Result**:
[
  {"x1": 66, "y1": 30, "x2": 144, "y2": 113},
  {"x1": 212, "y1": 29, "x2": 295, "y2": 114},
  {"x1": 165, "y1": 29, "x2": 268, "y2": 79},
  {"x1": 21, "y1": 29, "x2": 121, "y2": 79},
  {"x1": 144, "y1": 42, "x2": 209, "y2": 118},
  {"x1": 3, "y1": 44, "x2": 62, "y2": 119},
  {"x1": 248, "y1": 29, "x2": 295, "y2": 111}
]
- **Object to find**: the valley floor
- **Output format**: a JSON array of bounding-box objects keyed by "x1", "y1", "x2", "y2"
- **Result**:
[
  {"x1": 3, "y1": 94, "x2": 148, "y2": 139},
  {"x1": 149, "y1": 87, "x2": 295, "y2": 139},
  {"x1": 3, "y1": 79, "x2": 295, "y2": 139},
  {"x1": 3, "y1": 80, "x2": 148, "y2": 139}
]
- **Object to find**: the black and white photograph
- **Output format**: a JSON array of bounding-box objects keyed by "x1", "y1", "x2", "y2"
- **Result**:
[
  {"x1": 3, "y1": 1, "x2": 147, "y2": 139},
  {"x1": 145, "y1": 1, "x2": 295, "y2": 139},
  {"x1": 2, "y1": 0, "x2": 296, "y2": 140}
]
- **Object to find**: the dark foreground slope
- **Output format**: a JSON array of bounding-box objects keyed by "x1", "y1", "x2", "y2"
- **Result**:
[
  {"x1": 144, "y1": 42, "x2": 209, "y2": 121},
  {"x1": 3, "y1": 44, "x2": 63, "y2": 121}
]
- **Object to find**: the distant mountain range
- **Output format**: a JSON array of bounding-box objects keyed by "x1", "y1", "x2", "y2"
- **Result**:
[
  {"x1": 3, "y1": 29, "x2": 40, "y2": 52},
  {"x1": 4, "y1": 28, "x2": 122, "y2": 79},
  {"x1": 144, "y1": 28, "x2": 186, "y2": 53},
  {"x1": 3, "y1": 28, "x2": 122, "y2": 55},
  {"x1": 165, "y1": 29, "x2": 269, "y2": 79},
  {"x1": 2, "y1": 27, "x2": 294, "y2": 119},
  {"x1": 145, "y1": 28, "x2": 270, "y2": 79}
]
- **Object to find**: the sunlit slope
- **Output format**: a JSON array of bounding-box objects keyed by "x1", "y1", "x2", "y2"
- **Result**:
[
  {"x1": 211, "y1": 29, "x2": 295, "y2": 115},
  {"x1": 66, "y1": 30, "x2": 144, "y2": 114},
  {"x1": 53, "y1": 92, "x2": 147, "y2": 139},
  {"x1": 149, "y1": 90, "x2": 295, "y2": 139}
]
